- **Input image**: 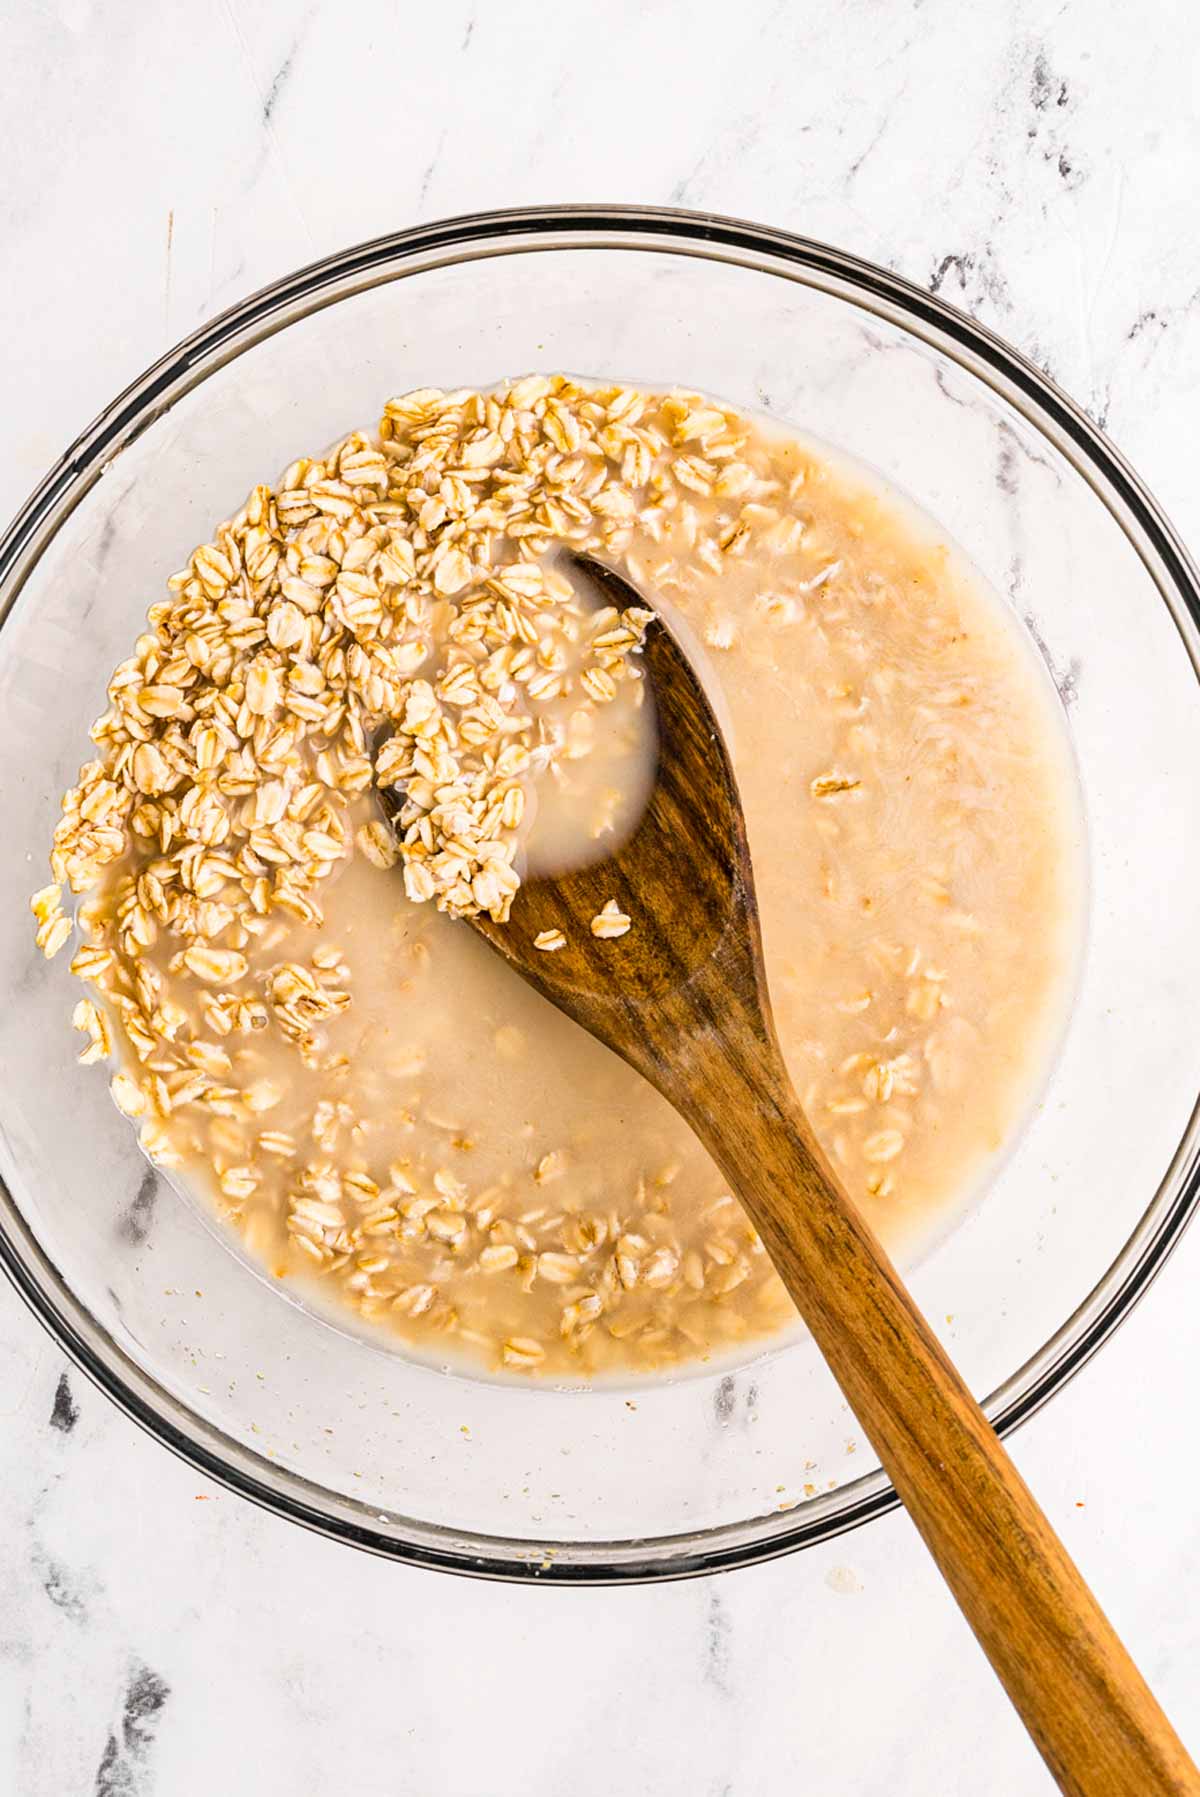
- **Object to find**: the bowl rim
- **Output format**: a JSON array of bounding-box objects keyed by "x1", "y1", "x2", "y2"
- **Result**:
[{"x1": 3, "y1": 201, "x2": 1199, "y2": 1584}]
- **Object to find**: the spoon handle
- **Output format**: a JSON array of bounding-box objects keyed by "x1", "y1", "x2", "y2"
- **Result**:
[{"x1": 693, "y1": 1078, "x2": 1198, "y2": 1796}]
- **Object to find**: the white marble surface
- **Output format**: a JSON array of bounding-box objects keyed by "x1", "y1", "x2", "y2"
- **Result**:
[{"x1": 3, "y1": 1, "x2": 1200, "y2": 1791}]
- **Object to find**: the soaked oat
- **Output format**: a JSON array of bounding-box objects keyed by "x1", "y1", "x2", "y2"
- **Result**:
[{"x1": 37, "y1": 378, "x2": 1082, "y2": 1377}]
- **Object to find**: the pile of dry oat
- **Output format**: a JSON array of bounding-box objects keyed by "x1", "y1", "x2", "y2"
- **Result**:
[{"x1": 34, "y1": 380, "x2": 681, "y2": 1008}]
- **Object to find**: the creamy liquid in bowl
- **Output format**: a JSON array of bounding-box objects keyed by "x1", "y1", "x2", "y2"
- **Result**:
[{"x1": 36, "y1": 379, "x2": 1084, "y2": 1377}]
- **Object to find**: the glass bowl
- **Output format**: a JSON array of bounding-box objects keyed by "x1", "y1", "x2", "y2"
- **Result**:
[{"x1": 3, "y1": 205, "x2": 1199, "y2": 1583}]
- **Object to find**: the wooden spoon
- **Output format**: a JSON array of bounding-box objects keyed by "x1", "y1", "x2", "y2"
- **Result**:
[{"x1": 456, "y1": 556, "x2": 1198, "y2": 1795}]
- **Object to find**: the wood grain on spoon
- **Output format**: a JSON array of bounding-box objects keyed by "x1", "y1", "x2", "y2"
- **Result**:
[{"x1": 466, "y1": 555, "x2": 1199, "y2": 1797}]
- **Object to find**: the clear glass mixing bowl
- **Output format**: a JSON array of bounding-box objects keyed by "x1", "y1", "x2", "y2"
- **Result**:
[{"x1": 2, "y1": 206, "x2": 1199, "y2": 1582}]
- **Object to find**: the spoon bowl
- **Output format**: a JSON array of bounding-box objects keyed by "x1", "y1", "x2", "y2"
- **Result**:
[{"x1": 472, "y1": 557, "x2": 761, "y2": 1022}]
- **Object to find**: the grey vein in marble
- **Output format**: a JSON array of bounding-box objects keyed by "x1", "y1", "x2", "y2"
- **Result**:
[
  {"x1": 93, "y1": 1663, "x2": 171, "y2": 1797},
  {"x1": 48, "y1": 1374, "x2": 79, "y2": 1435},
  {"x1": 117, "y1": 1169, "x2": 160, "y2": 1250},
  {"x1": 31, "y1": 1545, "x2": 90, "y2": 1626}
]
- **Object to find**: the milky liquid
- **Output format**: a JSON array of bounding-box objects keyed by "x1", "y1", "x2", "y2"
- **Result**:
[{"x1": 147, "y1": 411, "x2": 1084, "y2": 1378}]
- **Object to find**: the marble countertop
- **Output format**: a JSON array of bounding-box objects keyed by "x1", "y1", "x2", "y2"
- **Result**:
[{"x1": 4, "y1": 2, "x2": 1200, "y2": 1791}]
